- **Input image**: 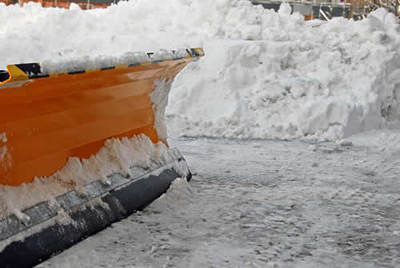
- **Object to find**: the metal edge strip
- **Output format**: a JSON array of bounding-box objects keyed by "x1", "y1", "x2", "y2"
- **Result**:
[
  {"x1": 0, "y1": 150, "x2": 187, "y2": 241},
  {"x1": 0, "y1": 165, "x2": 190, "y2": 268}
]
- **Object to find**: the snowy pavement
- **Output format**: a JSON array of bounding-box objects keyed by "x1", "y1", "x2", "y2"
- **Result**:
[{"x1": 38, "y1": 137, "x2": 400, "y2": 268}]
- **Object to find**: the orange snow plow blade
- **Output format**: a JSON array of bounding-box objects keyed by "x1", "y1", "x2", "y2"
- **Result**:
[
  {"x1": 0, "y1": 48, "x2": 203, "y2": 267},
  {"x1": 0, "y1": 48, "x2": 203, "y2": 186}
]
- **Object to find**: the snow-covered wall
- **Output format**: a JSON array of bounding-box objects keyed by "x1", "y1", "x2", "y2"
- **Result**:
[{"x1": 0, "y1": 1, "x2": 399, "y2": 141}]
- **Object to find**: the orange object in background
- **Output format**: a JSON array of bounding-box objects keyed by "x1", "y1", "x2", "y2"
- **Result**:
[
  {"x1": 0, "y1": 49, "x2": 204, "y2": 186},
  {"x1": 0, "y1": 0, "x2": 15, "y2": 5},
  {"x1": 304, "y1": 14, "x2": 314, "y2": 20},
  {"x1": 0, "y1": 0, "x2": 113, "y2": 9}
]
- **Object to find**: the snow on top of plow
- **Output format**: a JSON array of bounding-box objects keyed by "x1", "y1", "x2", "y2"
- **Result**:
[{"x1": 40, "y1": 49, "x2": 178, "y2": 74}]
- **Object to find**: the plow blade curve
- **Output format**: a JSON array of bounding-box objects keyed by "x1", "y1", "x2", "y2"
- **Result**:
[{"x1": 0, "y1": 48, "x2": 203, "y2": 267}]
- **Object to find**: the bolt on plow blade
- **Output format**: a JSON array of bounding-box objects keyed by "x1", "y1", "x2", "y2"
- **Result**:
[{"x1": 0, "y1": 48, "x2": 203, "y2": 267}]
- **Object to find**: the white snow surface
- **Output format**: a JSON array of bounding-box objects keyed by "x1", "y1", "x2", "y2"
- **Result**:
[
  {"x1": 167, "y1": 8, "x2": 400, "y2": 140},
  {"x1": 40, "y1": 49, "x2": 178, "y2": 74},
  {"x1": 0, "y1": 0, "x2": 259, "y2": 69},
  {"x1": 37, "y1": 137, "x2": 400, "y2": 267},
  {"x1": 0, "y1": 133, "x2": 8, "y2": 163},
  {"x1": 151, "y1": 79, "x2": 174, "y2": 141}
]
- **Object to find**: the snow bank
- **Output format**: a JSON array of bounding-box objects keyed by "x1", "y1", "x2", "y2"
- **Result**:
[
  {"x1": 167, "y1": 7, "x2": 400, "y2": 140},
  {"x1": 1, "y1": 1, "x2": 399, "y2": 141}
]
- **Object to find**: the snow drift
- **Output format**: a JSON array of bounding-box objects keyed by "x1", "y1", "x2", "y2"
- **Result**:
[
  {"x1": 0, "y1": 1, "x2": 399, "y2": 140},
  {"x1": 167, "y1": 7, "x2": 400, "y2": 140}
]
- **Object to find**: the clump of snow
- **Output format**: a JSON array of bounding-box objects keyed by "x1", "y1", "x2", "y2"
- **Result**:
[
  {"x1": 0, "y1": 133, "x2": 10, "y2": 173},
  {"x1": 40, "y1": 49, "x2": 187, "y2": 74},
  {"x1": 151, "y1": 79, "x2": 173, "y2": 141},
  {"x1": 0, "y1": 134, "x2": 171, "y2": 219},
  {"x1": 0, "y1": 133, "x2": 6, "y2": 160},
  {"x1": 0, "y1": 133, "x2": 7, "y2": 143},
  {"x1": 41, "y1": 52, "x2": 149, "y2": 74},
  {"x1": 145, "y1": 177, "x2": 192, "y2": 214}
]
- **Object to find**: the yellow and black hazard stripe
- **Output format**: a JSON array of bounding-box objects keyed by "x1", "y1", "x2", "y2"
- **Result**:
[
  {"x1": 7, "y1": 63, "x2": 48, "y2": 81},
  {"x1": 186, "y1": 48, "x2": 205, "y2": 58},
  {"x1": 2, "y1": 48, "x2": 205, "y2": 83}
]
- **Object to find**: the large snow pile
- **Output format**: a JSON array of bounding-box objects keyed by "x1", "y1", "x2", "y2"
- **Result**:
[
  {"x1": 1, "y1": 1, "x2": 399, "y2": 140},
  {"x1": 167, "y1": 7, "x2": 400, "y2": 140}
]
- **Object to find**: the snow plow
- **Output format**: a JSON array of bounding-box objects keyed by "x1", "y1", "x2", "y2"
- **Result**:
[{"x1": 0, "y1": 48, "x2": 204, "y2": 267}]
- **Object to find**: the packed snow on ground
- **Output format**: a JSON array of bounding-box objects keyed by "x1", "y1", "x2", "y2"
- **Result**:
[{"x1": 38, "y1": 137, "x2": 400, "y2": 268}]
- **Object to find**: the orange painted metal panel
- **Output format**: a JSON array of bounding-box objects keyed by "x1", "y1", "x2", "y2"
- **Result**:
[{"x1": 0, "y1": 59, "x2": 191, "y2": 186}]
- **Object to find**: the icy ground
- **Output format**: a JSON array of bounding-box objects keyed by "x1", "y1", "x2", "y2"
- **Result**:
[{"x1": 38, "y1": 136, "x2": 400, "y2": 268}]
